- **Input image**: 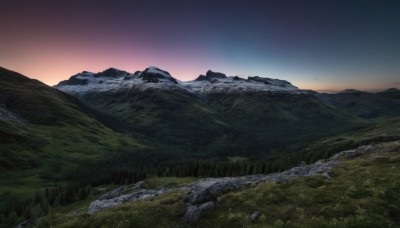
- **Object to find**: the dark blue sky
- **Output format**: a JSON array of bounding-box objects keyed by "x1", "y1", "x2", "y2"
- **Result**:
[{"x1": 0, "y1": 0, "x2": 399, "y2": 90}]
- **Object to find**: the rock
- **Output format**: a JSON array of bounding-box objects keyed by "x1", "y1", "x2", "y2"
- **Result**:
[
  {"x1": 181, "y1": 206, "x2": 201, "y2": 222},
  {"x1": 88, "y1": 199, "x2": 119, "y2": 215},
  {"x1": 88, "y1": 188, "x2": 170, "y2": 214},
  {"x1": 97, "y1": 181, "x2": 144, "y2": 201},
  {"x1": 198, "y1": 201, "x2": 215, "y2": 211},
  {"x1": 250, "y1": 211, "x2": 261, "y2": 221},
  {"x1": 187, "y1": 178, "x2": 241, "y2": 204},
  {"x1": 16, "y1": 220, "x2": 35, "y2": 228}
]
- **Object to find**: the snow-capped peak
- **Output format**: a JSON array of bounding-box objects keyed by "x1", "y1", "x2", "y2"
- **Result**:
[
  {"x1": 140, "y1": 67, "x2": 177, "y2": 84},
  {"x1": 183, "y1": 71, "x2": 300, "y2": 94},
  {"x1": 54, "y1": 67, "x2": 181, "y2": 94},
  {"x1": 55, "y1": 67, "x2": 301, "y2": 95},
  {"x1": 95, "y1": 68, "x2": 129, "y2": 77},
  {"x1": 195, "y1": 70, "x2": 227, "y2": 81}
]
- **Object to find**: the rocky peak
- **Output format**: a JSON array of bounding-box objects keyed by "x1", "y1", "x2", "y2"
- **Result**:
[
  {"x1": 247, "y1": 76, "x2": 291, "y2": 87},
  {"x1": 139, "y1": 66, "x2": 177, "y2": 84},
  {"x1": 94, "y1": 68, "x2": 129, "y2": 77},
  {"x1": 195, "y1": 70, "x2": 227, "y2": 81}
]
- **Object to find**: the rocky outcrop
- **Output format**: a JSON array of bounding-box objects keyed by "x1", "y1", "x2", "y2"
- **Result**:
[
  {"x1": 185, "y1": 177, "x2": 241, "y2": 204},
  {"x1": 88, "y1": 181, "x2": 167, "y2": 215},
  {"x1": 87, "y1": 143, "x2": 384, "y2": 219},
  {"x1": 94, "y1": 68, "x2": 129, "y2": 77},
  {"x1": 195, "y1": 70, "x2": 227, "y2": 81}
]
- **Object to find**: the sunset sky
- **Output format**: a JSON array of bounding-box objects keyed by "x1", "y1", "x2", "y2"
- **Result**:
[{"x1": 0, "y1": 0, "x2": 399, "y2": 91}]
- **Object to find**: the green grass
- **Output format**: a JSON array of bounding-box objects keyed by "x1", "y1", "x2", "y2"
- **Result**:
[
  {"x1": 37, "y1": 191, "x2": 187, "y2": 228},
  {"x1": 143, "y1": 176, "x2": 198, "y2": 189},
  {"x1": 35, "y1": 141, "x2": 400, "y2": 227},
  {"x1": 0, "y1": 68, "x2": 142, "y2": 210},
  {"x1": 301, "y1": 117, "x2": 400, "y2": 162}
]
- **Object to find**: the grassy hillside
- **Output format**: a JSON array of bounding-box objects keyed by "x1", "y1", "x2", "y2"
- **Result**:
[
  {"x1": 205, "y1": 92, "x2": 360, "y2": 155},
  {"x1": 314, "y1": 90, "x2": 400, "y2": 119},
  {"x1": 78, "y1": 88, "x2": 230, "y2": 147},
  {"x1": 299, "y1": 117, "x2": 400, "y2": 163},
  {"x1": 76, "y1": 88, "x2": 360, "y2": 158},
  {"x1": 0, "y1": 67, "x2": 140, "y2": 209},
  {"x1": 35, "y1": 141, "x2": 400, "y2": 227}
]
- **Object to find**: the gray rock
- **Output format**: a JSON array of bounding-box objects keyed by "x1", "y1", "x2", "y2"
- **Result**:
[
  {"x1": 88, "y1": 199, "x2": 119, "y2": 215},
  {"x1": 181, "y1": 206, "x2": 201, "y2": 222},
  {"x1": 88, "y1": 188, "x2": 170, "y2": 214},
  {"x1": 97, "y1": 181, "x2": 145, "y2": 201},
  {"x1": 198, "y1": 201, "x2": 215, "y2": 211},
  {"x1": 322, "y1": 172, "x2": 332, "y2": 179},
  {"x1": 187, "y1": 177, "x2": 241, "y2": 204},
  {"x1": 250, "y1": 211, "x2": 261, "y2": 221}
]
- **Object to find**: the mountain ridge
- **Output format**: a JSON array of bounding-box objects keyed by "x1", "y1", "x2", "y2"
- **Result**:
[{"x1": 54, "y1": 66, "x2": 301, "y2": 96}]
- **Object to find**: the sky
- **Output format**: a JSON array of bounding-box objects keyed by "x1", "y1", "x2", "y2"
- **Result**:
[{"x1": 0, "y1": 0, "x2": 399, "y2": 91}]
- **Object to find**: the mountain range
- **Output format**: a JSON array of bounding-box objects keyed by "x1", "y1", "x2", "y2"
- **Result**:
[
  {"x1": 2, "y1": 65, "x2": 400, "y2": 170},
  {"x1": 1, "y1": 66, "x2": 400, "y2": 226}
]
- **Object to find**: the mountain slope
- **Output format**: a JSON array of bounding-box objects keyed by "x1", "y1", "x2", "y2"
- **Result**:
[
  {"x1": 0, "y1": 67, "x2": 140, "y2": 209},
  {"x1": 55, "y1": 67, "x2": 359, "y2": 156},
  {"x1": 312, "y1": 89, "x2": 400, "y2": 119},
  {"x1": 56, "y1": 67, "x2": 230, "y2": 147}
]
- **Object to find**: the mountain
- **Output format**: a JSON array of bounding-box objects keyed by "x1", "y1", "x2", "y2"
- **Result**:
[
  {"x1": 0, "y1": 67, "x2": 140, "y2": 169},
  {"x1": 55, "y1": 66, "x2": 358, "y2": 156},
  {"x1": 312, "y1": 89, "x2": 400, "y2": 119},
  {"x1": 55, "y1": 67, "x2": 300, "y2": 96},
  {"x1": 378, "y1": 88, "x2": 400, "y2": 99}
]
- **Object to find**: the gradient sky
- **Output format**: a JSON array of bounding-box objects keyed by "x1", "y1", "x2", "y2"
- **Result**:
[{"x1": 0, "y1": 0, "x2": 399, "y2": 91}]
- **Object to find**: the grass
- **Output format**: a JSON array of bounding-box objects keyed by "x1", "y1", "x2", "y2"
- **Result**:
[
  {"x1": 35, "y1": 141, "x2": 400, "y2": 227},
  {"x1": 301, "y1": 117, "x2": 400, "y2": 162},
  {"x1": 0, "y1": 68, "x2": 142, "y2": 211},
  {"x1": 143, "y1": 176, "x2": 198, "y2": 189}
]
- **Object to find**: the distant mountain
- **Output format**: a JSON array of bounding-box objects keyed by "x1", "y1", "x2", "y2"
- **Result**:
[
  {"x1": 378, "y1": 88, "x2": 400, "y2": 99},
  {"x1": 55, "y1": 67, "x2": 300, "y2": 96},
  {"x1": 55, "y1": 66, "x2": 358, "y2": 155},
  {"x1": 312, "y1": 88, "x2": 400, "y2": 119}
]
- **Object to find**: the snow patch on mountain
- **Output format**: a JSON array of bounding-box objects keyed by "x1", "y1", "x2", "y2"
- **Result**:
[
  {"x1": 55, "y1": 67, "x2": 301, "y2": 95},
  {"x1": 183, "y1": 75, "x2": 299, "y2": 94}
]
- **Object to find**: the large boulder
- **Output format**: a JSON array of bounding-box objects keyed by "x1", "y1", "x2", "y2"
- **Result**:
[{"x1": 186, "y1": 177, "x2": 241, "y2": 204}]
